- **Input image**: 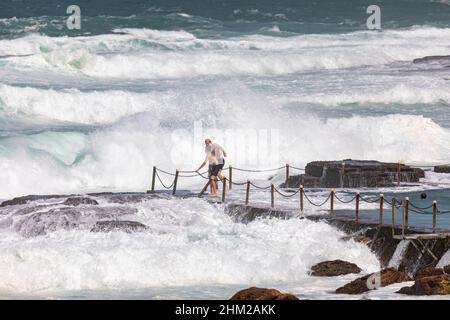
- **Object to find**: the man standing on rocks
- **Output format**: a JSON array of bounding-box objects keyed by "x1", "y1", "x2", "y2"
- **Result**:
[{"x1": 195, "y1": 138, "x2": 227, "y2": 198}]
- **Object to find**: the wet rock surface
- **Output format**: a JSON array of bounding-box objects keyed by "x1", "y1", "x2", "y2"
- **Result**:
[
  {"x1": 90, "y1": 220, "x2": 148, "y2": 233},
  {"x1": 0, "y1": 194, "x2": 73, "y2": 207},
  {"x1": 434, "y1": 165, "x2": 450, "y2": 173},
  {"x1": 413, "y1": 55, "x2": 450, "y2": 66},
  {"x1": 0, "y1": 193, "x2": 153, "y2": 237},
  {"x1": 414, "y1": 267, "x2": 445, "y2": 280},
  {"x1": 13, "y1": 206, "x2": 139, "y2": 237},
  {"x1": 335, "y1": 268, "x2": 412, "y2": 294},
  {"x1": 397, "y1": 274, "x2": 450, "y2": 295},
  {"x1": 64, "y1": 197, "x2": 99, "y2": 206},
  {"x1": 281, "y1": 159, "x2": 424, "y2": 188},
  {"x1": 230, "y1": 287, "x2": 299, "y2": 300},
  {"x1": 310, "y1": 260, "x2": 362, "y2": 277}
]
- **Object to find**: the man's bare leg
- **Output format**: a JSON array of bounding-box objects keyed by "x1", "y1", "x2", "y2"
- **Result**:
[
  {"x1": 217, "y1": 171, "x2": 227, "y2": 190},
  {"x1": 210, "y1": 176, "x2": 217, "y2": 197}
]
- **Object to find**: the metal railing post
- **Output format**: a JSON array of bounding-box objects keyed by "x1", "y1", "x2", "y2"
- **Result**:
[
  {"x1": 391, "y1": 198, "x2": 396, "y2": 236},
  {"x1": 172, "y1": 170, "x2": 179, "y2": 195},
  {"x1": 433, "y1": 201, "x2": 437, "y2": 233},
  {"x1": 355, "y1": 192, "x2": 360, "y2": 223},
  {"x1": 271, "y1": 184, "x2": 275, "y2": 208},
  {"x1": 404, "y1": 197, "x2": 409, "y2": 228},
  {"x1": 151, "y1": 166, "x2": 156, "y2": 191},
  {"x1": 229, "y1": 166, "x2": 232, "y2": 190},
  {"x1": 300, "y1": 185, "x2": 304, "y2": 212},
  {"x1": 285, "y1": 164, "x2": 290, "y2": 187},
  {"x1": 379, "y1": 193, "x2": 384, "y2": 225},
  {"x1": 222, "y1": 177, "x2": 227, "y2": 203},
  {"x1": 330, "y1": 190, "x2": 334, "y2": 213},
  {"x1": 245, "y1": 180, "x2": 250, "y2": 205}
]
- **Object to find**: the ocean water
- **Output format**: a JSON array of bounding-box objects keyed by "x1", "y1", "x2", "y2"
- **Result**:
[{"x1": 1, "y1": 0, "x2": 450, "y2": 299}]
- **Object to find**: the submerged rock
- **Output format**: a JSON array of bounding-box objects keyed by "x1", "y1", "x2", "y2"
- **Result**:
[
  {"x1": 14, "y1": 206, "x2": 138, "y2": 237},
  {"x1": 335, "y1": 268, "x2": 411, "y2": 294},
  {"x1": 281, "y1": 160, "x2": 424, "y2": 188},
  {"x1": 397, "y1": 274, "x2": 450, "y2": 295},
  {"x1": 230, "y1": 287, "x2": 299, "y2": 300},
  {"x1": 64, "y1": 197, "x2": 99, "y2": 206},
  {"x1": 90, "y1": 220, "x2": 148, "y2": 233},
  {"x1": 310, "y1": 260, "x2": 362, "y2": 277},
  {"x1": 0, "y1": 194, "x2": 70, "y2": 207},
  {"x1": 0, "y1": 197, "x2": 32, "y2": 207}
]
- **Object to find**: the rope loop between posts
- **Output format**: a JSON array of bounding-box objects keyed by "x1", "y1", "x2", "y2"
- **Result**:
[
  {"x1": 334, "y1": 193, "x2": 357, "y2": 204},
  {"x1": 304, "y1": 192, "x2": 331, "y2": 207},
  {"x1": 409, "y1": 202, "x2": 434, "y2": 210},
  {"x1": 408, "y1": 207, "x2": 434, "y2": 215},
  {"x1": 273, "y1": 187, "x2": 301, "y2": 198},
  {"x1": 155, "y1": 170, "x2": 175, "y2": 189},
  {"x1": 231, "y1": 180, "x2": 249, "y2": 186},
  {"x1": 437, "y1": 207, "x2": 450, "y2": 214},
  {"x1": 384, "y1": 197, "x2": 403, "y2": 208},
  {"x1": 359, "y1": 195, "x2": 381, "y2": 204},
  {"x1": 155, "y1": 168, "x2": 177, "y2": 176},
  {"x1": 232, "y1": 166, "x2": 286, "y2": 173},
  {"x1": 249, "y1": 181, "x2": 272, "y2": 190}
]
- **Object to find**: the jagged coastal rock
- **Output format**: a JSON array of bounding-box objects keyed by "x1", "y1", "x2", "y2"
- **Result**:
[
  {"x1": 64, "y1": 197, "x2": 99, "y2": 206},
  {"x1": 230, "y1": 287, "x2": 299, "y2": 300},
  {"x1": 397, "y1": 274, "x2": 450, "y2": 295},
  {"x1": 281, "y1": 160, "x2": 424, "y2": 188},
  {"x1": 335, "y1": 268, "x2": 412, "y2": 294},
  {"x1": 310, "y1": 260, "x2": 362, "y2": 277},
  {"x1": 90, "y1": 220, "x2": 148, "y2": 233},
  {"x1": 434, "y1": 165, "x2": 450, "y2": 173},
  {"x1": 414, "y1": 267, "x2": 446, "y2": 280},
  {"x1": 412, "y1": 55, "x2": 450, "y2": 65}
]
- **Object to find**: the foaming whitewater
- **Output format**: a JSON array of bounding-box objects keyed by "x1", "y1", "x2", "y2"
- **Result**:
[
  {"x1": 1, "y1": 79, "x2": 450, "y2": 198},
  {"x1": 0, "y1": 195, "x2": 379, "y2": 297},
  {"x1": 2, "y1": 0, "x2": 450, "y2": 300},
  {"x1": 3, "y1": 27, "x2": 450, "y2": 79}
]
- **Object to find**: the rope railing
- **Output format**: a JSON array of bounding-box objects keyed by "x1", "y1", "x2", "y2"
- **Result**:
[
  {"x1": 273, "y1": 186, "x2": 301, "y2": 198},
  {"x1": 334, "y1": 193, "x2": 357, "y2": 204},
  {"x1": 150, "y1": 164, "x2": 450, "y2": 232},
  {"x1": 154, "y1": 170, "x2": 176, "y2": 190},
  {"x1": 232, "y1": 166, "x2": 285, "y2": 173},
  {"x1": 304, "y1": 192, "x2": 331, "y2": 207}
]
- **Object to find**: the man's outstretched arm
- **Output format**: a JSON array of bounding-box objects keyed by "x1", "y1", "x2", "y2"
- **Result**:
[{"x1": 196, "y1": 154, "x2": 208, "y2": 172}]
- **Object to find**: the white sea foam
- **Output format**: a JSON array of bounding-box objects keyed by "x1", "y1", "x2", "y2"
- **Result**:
[
  {"x1": 3, "y1": 27, "x2": 450, "y2": 79},
  {"x1": 0, "y1": 109, "x2": 449, "y2": 198},
  {"x1": 284, "y1": 83, "x2": 450, "y2": 106},
  {"x1": 0, "y1": 197, "x2": 379, "y2": 294},
  {"x1": 1, "y1": 80, "x2": 450, "y2": 198}
]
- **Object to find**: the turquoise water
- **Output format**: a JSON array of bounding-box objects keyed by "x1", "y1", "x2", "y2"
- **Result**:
[{"x1": 351, "y1": 189, "x2": 450, "y2": 230}]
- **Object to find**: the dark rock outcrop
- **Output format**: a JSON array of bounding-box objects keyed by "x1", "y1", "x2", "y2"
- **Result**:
[
  {"x1": 0, "y1": 194, "x2": 72, "y2": 207},
  {"x1": 434, "y1": 165, "x2": 450, "y2": 173},
  {"x1": 397, "y1": 274, "x2": 450, "y2": 295},
  {"x1": 90, "y1": 220, "x2": 148, "y2": 233},
  {"x1": 413, "y1": 55, "x2": 450, "y2": 65},
  {"x1": 310, "y1": 260, "x2": 362, "y2": 277},
  {"x1": 230, "y1": 287, "x2": 299, "y2": 300},
  {"x1": 414, "y1": 267, "x2": 445, "y2": 280},
  {"x1": 14, "y1": 206, "x2": 138, "y2": 237},
  {"x1": 64, "y1": 197, "x2": 99, "y2": 206},
  {"x1": 335, "y1": 268, "x2": 412, "y2": 294},
  {"x1": 281, "y1": 160, "x2": 424, "y2": 188}
]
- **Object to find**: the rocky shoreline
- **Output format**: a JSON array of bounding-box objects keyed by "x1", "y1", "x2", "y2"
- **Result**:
[{"x1": 281, "y1": 160, "x2": 424, "y2": 188}]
